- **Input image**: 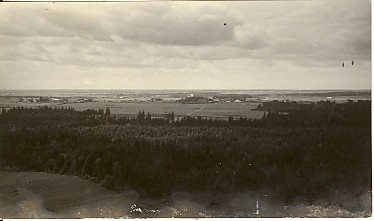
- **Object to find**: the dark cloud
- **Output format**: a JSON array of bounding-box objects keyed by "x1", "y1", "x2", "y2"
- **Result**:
[
  {"x1": 111, "y1": 3, "x2": 242, "y2": 46},
  {"x1": 117, "y1": 19, "x2": 236, "y2": 46}
]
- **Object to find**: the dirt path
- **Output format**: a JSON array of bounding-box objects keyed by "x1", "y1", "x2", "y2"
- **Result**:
[{"x1": 187, "y1": 105, "x2": 207, "y2": 116}]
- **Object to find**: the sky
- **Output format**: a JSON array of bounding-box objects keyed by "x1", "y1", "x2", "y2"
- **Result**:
[{"x1": 0, "y1": 0, "x2": 371, "y2": 90}]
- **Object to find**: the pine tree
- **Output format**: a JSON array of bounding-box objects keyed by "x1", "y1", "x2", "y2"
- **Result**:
[
  {"x1": 137, "y1": 110, "x2": 145, "y2": 124},
  {"x1": 105, "y1": 107, "x2": 111, "y2": 115},
  {"x1": 146, "y1": 112, "x2": 152, "y2": 122},
  {"x1": 170, "y1": 111, "x2": 175, "y2": 123}
]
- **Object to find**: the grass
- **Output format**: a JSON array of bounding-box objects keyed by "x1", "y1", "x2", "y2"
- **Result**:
[
  {"x1": 0, "y1": 171, "x2": 370, "y2": 218},
  {"x1": 0, "y1": 171, "x2": 136, "y2": 218}
]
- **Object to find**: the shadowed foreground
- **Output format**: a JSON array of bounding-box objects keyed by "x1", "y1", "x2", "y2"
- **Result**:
[{"x1": 0, "y1": 171, "x2": 371, "y2": 218}]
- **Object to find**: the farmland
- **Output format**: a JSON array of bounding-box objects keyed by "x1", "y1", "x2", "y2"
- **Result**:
[
  {"x1": 0, "y1": 91, "x2": 263, "y2": 119},
  {"x1": 0, "y1": 89, "x2": 370, "y2": 119},
  {"x1": 0, "y1": 98, "x2": 263, "y2": 119}
]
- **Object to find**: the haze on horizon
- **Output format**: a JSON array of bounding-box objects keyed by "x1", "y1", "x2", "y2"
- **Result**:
[{"x1": 0, "y1": 0, "x2": 371, "y2": 90}]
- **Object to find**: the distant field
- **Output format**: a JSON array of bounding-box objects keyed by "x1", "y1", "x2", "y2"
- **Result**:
[
  {"x1": 0, "y1": 97, "x2": 264, "y2": 119},
  {"x1": 0, "y1": 89, "x2": 370, "y2": 119}
]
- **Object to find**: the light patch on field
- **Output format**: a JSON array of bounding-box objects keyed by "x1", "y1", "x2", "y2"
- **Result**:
[{"x1": 0, "y1": 186, "x2": 59, "y2": 218}]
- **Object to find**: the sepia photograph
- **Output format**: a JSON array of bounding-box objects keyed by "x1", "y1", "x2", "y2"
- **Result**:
[{"x1": 0, "y1": 0, "x2": 371, "y2": 218}]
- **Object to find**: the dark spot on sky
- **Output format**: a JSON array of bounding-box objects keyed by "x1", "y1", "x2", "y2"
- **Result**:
[{"x1": 224, "y1": 23, "x2": 227, "y2": 26}]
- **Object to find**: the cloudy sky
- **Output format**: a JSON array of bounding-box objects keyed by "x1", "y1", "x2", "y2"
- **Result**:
[{"x1": 0, "y1": 0, "x2": 371, "y2": 90}]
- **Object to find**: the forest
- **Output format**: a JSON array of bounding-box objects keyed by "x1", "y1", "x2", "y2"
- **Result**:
[{"x1": 0, "y1": 100, "x2": 371, "y2": 208}]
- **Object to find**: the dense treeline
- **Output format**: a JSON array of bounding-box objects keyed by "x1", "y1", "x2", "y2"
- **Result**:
[
  {"x1": 0, "y1": 101, "x2": 371, "y2": 206},
  {"x1": 257, "y1": 100, "x2": 370, "y2": 128}
]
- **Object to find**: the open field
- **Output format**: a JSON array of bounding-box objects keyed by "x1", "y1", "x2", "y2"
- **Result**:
[
  {"x1": 0, "y1": 171, "x2": 137, "y2": 218},
  {"x1": 1, "y1": 89, "x2": 370, "y2": 119},
  {"x1": 58, "y1": 102, "x2": 264, "y2": 119},
  {"x1": 0, "y1": 97, "x2": 264, "y2": 119}
]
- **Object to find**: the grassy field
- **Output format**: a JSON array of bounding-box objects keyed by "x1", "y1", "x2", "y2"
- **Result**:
[
  {"x1": 0, "y1": 171, "x2": 137, "y2": 218},
  {"x1": 0, "y1": 97, "x2": 264, "y2": 119},
  {"x1": 0, "y1": 171, "x2": 370, "y2": 218}
]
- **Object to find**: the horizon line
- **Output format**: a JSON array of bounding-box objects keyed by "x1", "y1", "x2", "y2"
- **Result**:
[{"x1": 0, "y1": 88, "x2": 372, "y2": 91}]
